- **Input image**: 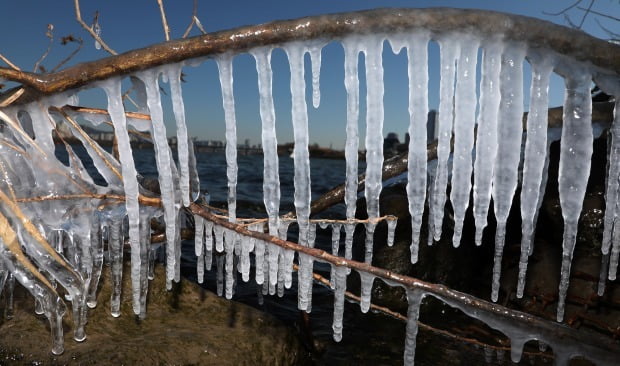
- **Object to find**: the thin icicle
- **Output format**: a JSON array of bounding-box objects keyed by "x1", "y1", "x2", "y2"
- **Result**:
[
  {"x1": 108, "y1": 215, "x2": 123, "y2": 317},
  {"x1": 309, "y1": 44, "x2": 322, "y2": 108},
  {"x1": 491, "y1": 44, "x2": 526, "y2": 303},
  {"x1": 330, "y1": 223, "x2": 342, "y2": 288},
  {"x1": 386, "y1": 218, "x2": 397, "y2": 248},
  {"x1": 216, "y1": 54, "x2": 238, "y2": 223},
  {"x1": 204, "y1": 220, "x2": 213, "y2": 270},
  {"x1": 254, "y1": 238, "x2": 266, "y2": 285},
  {"x1": 194, "y1": 214, "x2": 205, "y2": 257},
  {"x1": 138, "y1": 69, "x2": 179, "y2": 294},
  {"x1": 251, "y1": 48, "x2": 281, "y2": 235},
  {"x1": 403, "y1": 289, "x2": 424, "y2": 365},
  {"x1": 431, "y1": 36, "x2": 459, "y2": 241},
  {"x1": 214, "y1": 224, "x2": 224, "y2": 253},
  {"x1": 557, "y1": 71, "x2": 593, "y2": 321},
  {"x1": 332, "y1": 265, "x2": 347, "y2": 342},
  {"x1": 100, "y1": 78, "x2": 142, "y2": 314},
  {"x1": 473, "y1": 40, "x2": 503, "y2": 246},
  {"x1": 605, "y1": 98, "x2": 620, "y2": 281},
  {"x1": 165, "y1": 64, "x2": 191, "y2": 207},
  {"x1": 224, "y1": 230, "x2": 236, "y2": 299},
  {"x1": 450, "y1": 37, "x2": 479, "y2": 247},
  {"x1": 364, "y1": 222, "x2": 376, "y2": 264},
  {"x1": 403, "y1": 32, "x2": 429, "y2": 261},
  {"x1": 284, "y1": 43, "x2": 311, "y2": 247},
  {"x1": 359, "y1": 271, "x2": 375, "y2": 313},
  {"x1": 517, "y1": 54, "x2": 554, "y2": 298},
  {"x1": 342, "y1": 37, "x2": 361, "y2": 224}
]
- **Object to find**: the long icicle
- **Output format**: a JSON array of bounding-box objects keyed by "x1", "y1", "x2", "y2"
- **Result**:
[
  {"x1": 491, "y1": 44, "x2": 525, "y2": 303},
  {"x1": 557, "y1": 71, "x2": 593, "y2": 321},
  {"x1": 405, "y1": 32, "x2": 429, "y2": 263},
  {"x1": 450, "y1": 36, "x2": 479, "y2": 247},
  {"x1": 216, "y1": 54, "x2": 238, "y2": 223},
  {"x1": 473, "y1": 40, "x2": 503, "y2": 246},
  {"x1": 517, "y1": 54, "x2": 554, "y2": 298},
  {"x1": 100, "y1": 78, "x2": 142, "y2": 314}
]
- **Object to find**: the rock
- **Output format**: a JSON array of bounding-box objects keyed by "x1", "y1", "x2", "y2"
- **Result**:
[{"x1": 0, "y1": 263, "x2": 307, "y2": 365}]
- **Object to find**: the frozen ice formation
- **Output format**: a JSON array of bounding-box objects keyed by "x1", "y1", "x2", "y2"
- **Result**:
[{"x1": 0, "y1": 12, "x2": 618, "y2": 366}]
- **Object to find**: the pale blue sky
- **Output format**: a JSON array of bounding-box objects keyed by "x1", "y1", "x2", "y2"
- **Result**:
[{"x1": 1, "y1": 1, "x2": 618, "y2": 148}]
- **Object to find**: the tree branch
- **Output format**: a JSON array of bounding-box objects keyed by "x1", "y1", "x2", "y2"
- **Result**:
[
  {"x1": 1, "y1": 8, "x2": 618, "y2": 106},
  {"x1": 73, "y1": 0, "x2": 117, "y2": 55},
  {"x1": 156, "y1": 0, "x2": 171, "y2": 41}
]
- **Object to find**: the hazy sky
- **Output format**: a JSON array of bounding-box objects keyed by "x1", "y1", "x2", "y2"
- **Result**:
[{"x1": 0, "y1": 1, "x2": 617, "y2": 148}]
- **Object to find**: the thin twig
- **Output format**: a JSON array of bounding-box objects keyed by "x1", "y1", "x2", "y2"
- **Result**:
[
  {"x1": 182, "y1": 0, "x2": 207, "y2": 38},
  {"x1": 156, "y1": 0, "x2": 171, "y2": 41},
  {"x1": 577, "y1": 0, "x2": 595, "y2": 29},
  {"x1": 50, "y1": 36, "x2": 84, "y2": 73},
  {"x1": 33, "y1": 24, "x2": 54, "y2": 73},
  {"x1": 543, "y1": 0, "x2": 585, "y2": 16},
  {"x1": 0, "y1": 53, "x2": 20, "y2": 71},
  {"x1": 73, "y1": 0, "x2": 117, "y2": 55},
  {"x1": 578, "y1": 6, "x2": 620, "y2": 22}
]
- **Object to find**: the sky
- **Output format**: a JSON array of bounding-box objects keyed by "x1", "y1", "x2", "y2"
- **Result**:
[{"x1": 0, "y1": 1, "x2": 618, "y2": 149}]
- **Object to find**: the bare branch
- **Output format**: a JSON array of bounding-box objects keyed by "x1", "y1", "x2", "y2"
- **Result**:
[
  {"x1": 50, "y1": 36, "x2": 84, "y2": 73},
  {"x1": 578, "y1": 6, "x2": 620, "y2": 22},
  {"x1": 33, "y1": 24, "x2": 55, "y2": 73},
  {"x1": 0, "y1": 53, "x2": 21, "y2": 71},
  {"x1": 577, "y1": 0, "x2": 595, "y2": 29},
  {"x1": 183, "y1": 0, "x2": 207, "y2": 38},
  {"x1": 543, "y1": 0, "x2": 585, "y2": 16},
  {"x1": 73, "y1": 0, "x2": 117, "y2": 55},
  {"x1": 156, "y1": 0, "x2": 171, "y2": 41}
]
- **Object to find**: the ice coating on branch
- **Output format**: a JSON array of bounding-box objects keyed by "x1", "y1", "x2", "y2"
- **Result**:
[
  {"x1": 100, "y1": 78, "x2": 142, "y2": 314},
  {"x1": 309, "y1": 43, "x2": 322, "y2": 108},
  {"x1": 284, "y1": 43, "x2": 311, "y2": 247},
  {"x1": 342, "y1": 37, "x2": 361, "y2": 222},
  {"x1": 362, "y1": 35, "x2": 385, "y2": 221},
  {"x1": 137, "y1": 69, "x2": 180, "y2": 293},
  {"x1": 491, "y1": 44, "x2": 525, "y2": 303},
  {"x1": 216, "y1": 54, "x2": 238, "y2": 223},
  {"x1": 450, "y1": 37, "x2": 479, "y2": 247},
  {"x1": 517, "y1": 54, "x2": 554, "y2": 298},
  {"x1": 251, "y1": 48, "x2": 281, "y2": 234},
  {"x1": 557, "y1": 71, "x2": 593, "y2": 321},
  {"x1": 431, "y1": 36, "x2": 459, "y2": 241},
  {"x1": 165, "y1": 64, "x2": 191, "y2": 207}
]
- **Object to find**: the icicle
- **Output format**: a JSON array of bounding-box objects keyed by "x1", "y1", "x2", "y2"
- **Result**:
[
  {"x1": 194, "y1": 214, "x2": 204, "y2": 257},
  {"x1": 284, "y1": 42, "x2": 311, "y2": 247},
  {"x1": 214, "y1": 224, "x2": 224, "y2": 252},
  {"x1": 342, "y1": 37, "x2": 361, "y2": 224},
  {"x1": 224, "y1": 230, "x2": 236, "y2": 299},
  {"x1": 359, "y1": 271, "x2": 374, "y2": 313},
  {"x1": 362, "y1": 35, "x2": 385, "y2": 222},
  {"x1": 473, "y1": 40, "x2": 503, "y2": 246},
  {"x1": 216, "y1": 254, "x2": 224, "y2": 297},
  {"x1": 598, "y1": 252, "x2": 610, "y2": 296},
  {"x1": 344, "y1": 223, "x2": 355, "y2": 274},
  {"x1": 165, "y1": 64, "x2": 191, "y2": 207},
  {"x1": 400, "y1": 32, "x2": 429, "y2": 261},
  {"x1": 138, "y1": 210, "x2": 150, "y2": 318},
  {"x1": 137, "y1": 69, "x2": 180, "y2": 294},
  {"x1": 557, "y1": 71, "x2": 593, "y2": 321},
  {"x1": 298, "y1": 252, "x2": 314, "y2": 311},
  {"x1": 309, "y1": 44, "x2": 322, "y2": 108},
  {"x1": 277, "y1": 221, "x2": 295, "y2": 289},
  {"x1": 251, "y1": 48, "x2": 281, "y2": 234},
  {"x1": 240, "y1": 227, "x2": 255, "y2": 282},
  {"x1": 267, "y1": 242, "x2": 280, "y2": 287},
  {"x1": 204, "y1": 220, "x2": 214, "y2": 270},
  {"x1": 491, "y1": 44, "x2": 526, "y2": 302},
  {"x1": 86, "y1": 214, "x2": 104, "y2": 309},
  {"x1": 108, "y1": 214, "x2": 123, "y2": 317},
  {"x1": 216, "y1": 54, "x2": 238, "y2": 223},
  {"x1": 606, "y1": 98, "x2": 620, "y2": 281},
  {"x1": 332, "y1": 265, "x2": 347, "y2": 342},
  {"x1": 386, "y1": 217, "x2": 397, "y2": 248},
  {"x1": 254, "y1": 238, "x2": 266, "y2": 285},
  {"x1": 450, "y1": 37, "x2": 479, "y2": 247},
  {"x1": 330, "y1": 223, "x2": 342, "y2": 289},
  {"x1": 517, "y1": 54, "x2": 554, "y2": 298},
  {"x1": 100, "y1": 78, "x2": 142, "y2": 314},
  {"x1": 197, "y1": 253, "x2": 205, "y2": 284},
  {"x1": 364, "y1": 222, "x2": 376, "y2": 264},
  {"x1": 403, "y1": 289, "x2": 424, "y2": 365},
  {"x1": 431, "y1": 36, "x2": 459, "y2": 241},
  {"x1": 188, "y1": 139, "x2": 201, "y2": 202}
]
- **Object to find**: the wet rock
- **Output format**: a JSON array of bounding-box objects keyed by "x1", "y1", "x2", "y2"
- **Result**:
[{"x1": 0, "y1": 263, "x2": 307, "y2": 365}]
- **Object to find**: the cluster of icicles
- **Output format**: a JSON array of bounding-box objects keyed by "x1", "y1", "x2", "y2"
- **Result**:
[{"x1": 0, "y1": 29, "x2": 618, "y2": 364}]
